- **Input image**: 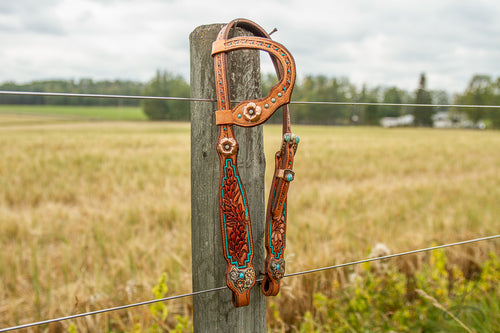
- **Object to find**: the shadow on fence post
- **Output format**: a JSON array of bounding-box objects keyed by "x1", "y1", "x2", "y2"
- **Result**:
[{"x1": 189, "y1": 24, "x2": 266, "y2": 332}]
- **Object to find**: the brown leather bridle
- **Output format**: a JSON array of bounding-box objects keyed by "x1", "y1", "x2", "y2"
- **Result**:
[{"x1": 212, "y1": 18, "x2": 299, "y2": 307}]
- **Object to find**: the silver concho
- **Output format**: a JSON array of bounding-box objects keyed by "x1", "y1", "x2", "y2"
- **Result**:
[
  {"x1": 269, "y1": 258, "x2": 285, "y2": 280},
  {"x1": 229, "y1": 266, "x2": 255, "y2": 293}
]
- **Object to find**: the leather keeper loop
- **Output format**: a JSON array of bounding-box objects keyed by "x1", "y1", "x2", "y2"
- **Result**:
[
  {"x1": 211, "y1": 39, "x2": 226, "y2": 55},
  {"x1": 215, "y1": 109, "x2": 234, "y2": 125},
  {"x1": 276, "y1": 169, "x2": 294, "y2": 181}
]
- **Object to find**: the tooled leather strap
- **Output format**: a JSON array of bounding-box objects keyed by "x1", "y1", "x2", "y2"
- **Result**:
[{"x1": 212, "y1": 18, "x2": 298, "y2": 307}]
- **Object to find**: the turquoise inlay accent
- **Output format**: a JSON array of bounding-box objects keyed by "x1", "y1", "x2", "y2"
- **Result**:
[
  {"x1": 237, "y1": 114, "x2": 242, "y2": 118},
  {"x1": 285, "y1": 134, "x2": 291, "y2": 142},
  {"x1": 283, "y1": 87, "x2": 286, "y2": 91},
  {"x1": 286, "y1": 173, "x2": 293, "y2": 182},
  {"x1": 222, "y1": 159, "x2": 252, "y2": 268},
  {"x1": 295, "y1": 136, "x2": 300, "y2": 144},
  {"x1": 239, "y1": 272, "x2": 245, "y2": 279},
  {"x1": 275, "y1": 48, "x2": 278, "y2": 51},
  {"x1": 267, "y1": 44, "x2": 271, "y2": 48},
  {"x1": 287, "y1": 69, "x2": 291, "y2": 73},
  {"x1": 276, "y1": 264, "x2": 280, "y2": 270}
]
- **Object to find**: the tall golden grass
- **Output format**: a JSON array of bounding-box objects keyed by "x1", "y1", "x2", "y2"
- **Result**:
[{"x1": 1, "y1": 117, "x2": 499, "y2": 331}]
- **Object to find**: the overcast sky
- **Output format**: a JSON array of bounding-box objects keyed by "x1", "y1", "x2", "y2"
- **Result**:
[{"x1": 1, "y1": 0, "x2": 499, "y2": 94}]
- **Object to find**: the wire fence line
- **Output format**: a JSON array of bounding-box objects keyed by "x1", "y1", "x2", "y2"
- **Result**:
[
  {"x1": 1, "y1": 90, "x2": 500, "y2": 109},
  {"x1": 2, "y1": 234, "x2": 499, "y2": 332},
  {"x1": 1, "y1": 89, "x2": 499, "y2": 332}
]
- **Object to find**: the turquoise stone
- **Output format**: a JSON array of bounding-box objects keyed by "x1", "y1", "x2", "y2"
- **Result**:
[
  {"x1": 285, "y1": 134, "x2": 291, "y2": 142},
  {"x1": 237, "y1": 114, "x2": 242, "y2": 118},
  {"x1": 276, "y1": 264, "x2": 280, "y2": 270},
  {"x1": 239, "y1": 272, "x2": 245, "y2": 279},
  {"x1": 286, "y1": 174, "x2": 293, "y2": 182},
  {"x1": 264, "y1": 103, "x2": 269, "y2": 109},
  {"x1": 295, "y1": 136, "x2": 300, "y2": 144}
]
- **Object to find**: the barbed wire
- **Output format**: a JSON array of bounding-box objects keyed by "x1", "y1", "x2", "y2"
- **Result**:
[
  {"x1": 1, "y1": 234, "x2": 498, "y2": 332},
  {"x1": 1, "y1": 90, "x2": 500, "y2": 109}
]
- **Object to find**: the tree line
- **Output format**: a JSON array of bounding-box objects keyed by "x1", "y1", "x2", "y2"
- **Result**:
[
  {"x1": 1, "y1": 72, "x2": 499, "y2": 127},
  {"x1": 0, "y1": 79, "x2": 144, "y2": 106}
]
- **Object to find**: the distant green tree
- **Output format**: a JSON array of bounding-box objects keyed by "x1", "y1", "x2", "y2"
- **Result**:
[
  {"x1": 381, "y1": 87, "x2": 405, "y2": 117},
  {"x1": 142, "y1": 70, "x2": 190, "y2": 121},
  {"x1": 454, "y1": 75, "x2": 493, "y2": 124},
  {"x1": 492, "y1": 77, "x2": 500, "y2": 128},
  {"x1": 413, "y1": 73, "x2": 434, "y2": 126},
  {"x1": 359, "y1": 85, "x2": 381, "y2": 125}
]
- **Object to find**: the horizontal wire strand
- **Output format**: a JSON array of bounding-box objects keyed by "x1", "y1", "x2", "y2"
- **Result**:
[
  {"x1": 284, "y1": 234, "x2": 500, "y2": 278},
  {"x1": 0, "y1": 286, "x2": 227, "y2": 333},
  {"x1": 1, "y1": 234, "x2": 498, "y2": 332},
  {"x1": 1, "y1": 90, "x2": 500, "y2": 109},
  {"x1": 0, "y1": 90, "x2": 215, "y2": 102}
]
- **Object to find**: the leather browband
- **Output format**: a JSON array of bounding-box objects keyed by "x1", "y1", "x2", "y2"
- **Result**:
[{"x1": 212, "y1": 18, "x2": 299, "y2": 307}]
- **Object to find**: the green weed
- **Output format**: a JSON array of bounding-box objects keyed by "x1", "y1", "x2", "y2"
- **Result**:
[{"x1": 293, "y1": 250, "x2": 500, "y2": 332}]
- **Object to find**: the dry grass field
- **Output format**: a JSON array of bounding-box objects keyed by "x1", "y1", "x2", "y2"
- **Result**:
[{"x1": 1, "y1": 114, "x2": 499, "y2": 331}]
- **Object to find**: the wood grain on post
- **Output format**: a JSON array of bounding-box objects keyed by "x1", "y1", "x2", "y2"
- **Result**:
[{"x1": 189, "y1": 24, "x2": 266, "y2": 332}]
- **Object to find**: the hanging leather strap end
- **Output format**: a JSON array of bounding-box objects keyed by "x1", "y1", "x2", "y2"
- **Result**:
[{"x1": 215, "y1": 109, "x2": 234, "y2": 125}]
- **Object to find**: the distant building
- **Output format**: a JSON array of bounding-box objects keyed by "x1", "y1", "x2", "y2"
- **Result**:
[
  {"x1": 380, "y1": 112, "x2": 485, "y2": 129},
  {"x1": 432, "y1": 111, "x2": 453, "y2": 128},
  {"x1": 431, "y1": 111, "x2": 485, "y2": 129},
  {"x1": 380, "y1": 114, "x2": 414, "y2": 127}
]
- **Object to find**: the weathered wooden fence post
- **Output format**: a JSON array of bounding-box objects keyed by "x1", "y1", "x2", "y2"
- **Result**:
[{"x1": 189, "y1": 24, "x2": 266, "y2": 332}]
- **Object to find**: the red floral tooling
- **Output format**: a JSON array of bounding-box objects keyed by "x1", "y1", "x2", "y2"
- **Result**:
[{"x1": 222, "y1": 166, "x2": 249, "y2": 267}]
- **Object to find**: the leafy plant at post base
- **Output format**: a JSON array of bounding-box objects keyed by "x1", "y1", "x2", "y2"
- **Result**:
[
  {"x1": 133, "y1": 272, "x2": 192, "y2": 333},
  {"x1": 150, "y1": 273, "x2": 169, "y2": 325},
  {"x1": 297, "y1": 249, "x2": 500, "y2": 332}
]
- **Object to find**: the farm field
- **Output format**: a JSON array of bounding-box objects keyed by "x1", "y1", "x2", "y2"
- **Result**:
[
  {"x1": 1, "y1": 113, "x2": 499, "y2": 331},
  {"x1": 0, "y1": 105, "x2": 146, "y2": 122}
]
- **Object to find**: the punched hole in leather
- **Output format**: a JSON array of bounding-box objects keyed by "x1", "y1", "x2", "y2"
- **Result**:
[{"x1": 212, "y1": 18, "x2": 298, "y2": 307}]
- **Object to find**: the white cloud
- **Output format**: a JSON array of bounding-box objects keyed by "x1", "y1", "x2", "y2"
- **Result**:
[{"x1": 1, "y1": 0, "x2": 499, "y2": 93}]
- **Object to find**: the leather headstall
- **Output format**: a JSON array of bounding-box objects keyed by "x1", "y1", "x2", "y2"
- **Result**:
[{"x1": 212, "y1": 18, "x2": 299, "y2": 307}]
